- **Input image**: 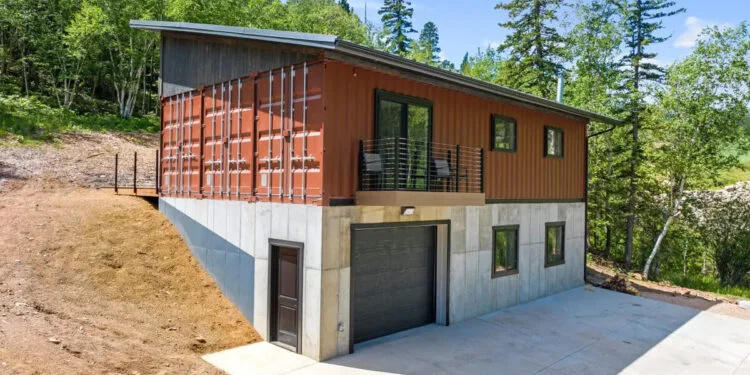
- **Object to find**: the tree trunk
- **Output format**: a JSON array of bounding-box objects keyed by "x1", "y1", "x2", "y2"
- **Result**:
[
  {"x1": 683, "y1": 242, "x2": 687, "y2": 277},
  {"x1": 625, "y1": 4, "x2": 645, "y2": 270},
  {"x1": 643, "y1": 213, "x2": 675, "y2": 280},
  {"x1": 605, "y1": 225, "x2": 611, "y2": 259},
  {"x1": 643, "y1": 177, "x2": 686, "y2": 280}
]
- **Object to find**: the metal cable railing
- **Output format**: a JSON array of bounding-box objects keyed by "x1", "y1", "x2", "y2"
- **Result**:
[{"x1": 358, "y1": 138, "x2": 484, "y2": 193}]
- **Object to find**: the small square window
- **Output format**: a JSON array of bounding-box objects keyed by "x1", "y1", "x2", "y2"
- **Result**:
[
  {"x1": 492, "y1": 225, "x2": 519, "y2": 277},
  {"x1": 544, "y1": 126, "x2": 564, "y2": 157},
  {"x1": 545, "y1": 222, "x2": 565, "y2": 267},
  {"x1": 491, "y1": 115, "x2": 516, "y2": 152}
]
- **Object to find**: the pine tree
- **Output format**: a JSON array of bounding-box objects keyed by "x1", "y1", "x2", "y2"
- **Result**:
[
  {"x1": 495, "y1": 0, "x2": 567, "y2": 99},
  {"x1": 338, "y1": 0, "x2": 352, "y2": 13},
  {"x1": 418, "y1": 21, "x2": 441, "y2": 64},
  {"x1": 618, "y1": 0, "x2": 684, "y2": 269},
  {"x1": 378, "y1": 0, "x2": 416, "y2": 55},
  {"x1": 567, "y1": 0, "x2": 626, "y2": 260}
]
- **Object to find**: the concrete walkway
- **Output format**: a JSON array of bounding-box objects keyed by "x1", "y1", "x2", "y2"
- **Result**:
[{"x1": 203, "y1": 287, "x2": 750, "y2": 374}]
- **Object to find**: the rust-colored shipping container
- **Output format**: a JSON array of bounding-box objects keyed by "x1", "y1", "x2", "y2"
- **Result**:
[
  {"x1": 161, "y1": 91, "x2": 201, "y2": 197},
  {"x1": 254, "y1": 62, "x2": 324, "y2": 203},
  {"x1": 322, "y1": 60, "x2": 587, "y2": 203},
  {"x1": 201, "y1": 77, "x2": 254, "y2": 200},
  {"x1": 159, "y1": 61, "x2": 324, "y2": 205}
]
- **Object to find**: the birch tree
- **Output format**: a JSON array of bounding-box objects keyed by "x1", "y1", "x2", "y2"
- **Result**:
[
  {"x1": 643, "y1": 23, "x2": 750, "y2": 280},
  {"x1": 71, "y1": 0, "x2": 160, "y2": 118}
]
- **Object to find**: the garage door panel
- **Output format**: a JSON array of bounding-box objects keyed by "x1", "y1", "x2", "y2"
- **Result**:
[
  {"x1": 354, "y1": 285, "x2": 435, "y2": 320},
  {"x1": 354, "y1": 267, "x2": 433, "y2": 296},
  {"x1": 352, "y1": 225, "x2": 436, "y2": 344}
]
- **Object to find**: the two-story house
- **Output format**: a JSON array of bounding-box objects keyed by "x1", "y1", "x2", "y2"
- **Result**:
[{"x1": 131, "y1": 20, "x2": 620, "y2": 362}]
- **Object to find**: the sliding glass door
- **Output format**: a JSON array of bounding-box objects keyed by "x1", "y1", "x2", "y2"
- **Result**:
[{"x1": 375, "y1": 91, "x2": 432, "y2": 190}]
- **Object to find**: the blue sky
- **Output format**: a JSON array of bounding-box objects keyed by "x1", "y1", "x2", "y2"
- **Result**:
[{"x1": 347, "y1": 0, "x2": 748, "y2": 67}]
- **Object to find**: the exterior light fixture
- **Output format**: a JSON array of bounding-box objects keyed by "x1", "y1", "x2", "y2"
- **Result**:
[{"x1": 401, "y1": 206, "x2": 415, "y2": 216}]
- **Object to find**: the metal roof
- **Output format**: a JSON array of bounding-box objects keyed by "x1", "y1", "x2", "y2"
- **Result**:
[{"x1": 130, "y1": 20, "x2": 621, "y2": 125}]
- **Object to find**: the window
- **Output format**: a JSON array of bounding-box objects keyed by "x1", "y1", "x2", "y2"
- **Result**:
[
  {"x1": 544, "y1": 126, "x2": 564, "y2": 157},
  {"x1": 492, "y1": 225, "x2": 519, "y2": 277},
  {"x1": 545, "y1": 222, "x2": 565, "y2": 267},
  {"x1": 491, "y1": 115, "x2": 516, "y2": 152}
]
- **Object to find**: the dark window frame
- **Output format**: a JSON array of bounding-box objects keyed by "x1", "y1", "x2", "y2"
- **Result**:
[
  {"x1": 543, "y1": 126, "x2": 564, "y2": 158},
  {"x1": 544, "y1": 221, "x2": 566, "y2": 267},
  {"x1": 374, "y1": 89, "x2": 433, "y2": 141},
  {"x1": 492, "y1": 224, "x2": 520, "y2": 278},
  {"x1": 490, "y1": 114, "x2": 517, "y2": 152}
]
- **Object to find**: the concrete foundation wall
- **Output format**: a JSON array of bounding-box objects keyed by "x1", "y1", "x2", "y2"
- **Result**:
[
  {"x1": 320, "y1": 202, "x2": 585, "y2": 360},
  {"x1": 160, "y1": 198, "x2": 583, "y2": 362},
  {"x1": 159, "y1": 197, "x2": 323, "y2": 360}
]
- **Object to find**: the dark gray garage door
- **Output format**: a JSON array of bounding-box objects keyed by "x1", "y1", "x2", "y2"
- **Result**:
[{"x1": 352, "y1": 225, "x2": 436, "y2": 344}]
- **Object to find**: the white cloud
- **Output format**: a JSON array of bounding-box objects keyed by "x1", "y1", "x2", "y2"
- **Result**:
[
  {"x1": 675, "y1": 16, "x2": 703, "y2": 48},
  {"x1": 674, "y1": 16, "x2": 731, "y2": 49}
]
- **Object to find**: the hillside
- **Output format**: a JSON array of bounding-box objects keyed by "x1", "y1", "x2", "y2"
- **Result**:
[{"x1": 0, "y1": 133, "x2": 260, "y2": 374}]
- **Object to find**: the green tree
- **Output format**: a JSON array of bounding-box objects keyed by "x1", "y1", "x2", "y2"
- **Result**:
[
  {"x1": 567, "y1": 0, "x2": 626, "y2": 259},
  {"x1": 69, "y1": 0, "x2": 161, "y2": 118},
  {"x1": 642, "y1": 23, "x2": 750, "y2": 280},
  {"x1": 495, "y1": 0, "x2": 567, "y2": 98},
  {"x1": 378, "y1": 0, "x2": 415, "y2": 55},
  {"x1": 165, "y1": 0, "x2": 251, "y2": 26},
  {"x1": 284, "y1": 0, "x2": 368, "y2": 44},
  {"x1": 460, "y1": 47, "x2": 503, "y2": 83},
  {"x1": 618, "y1": 0, "x2": 685, "y2": 269},
  {"x1": 418, "y1": 22, "x2": 440, "y2": 64}
]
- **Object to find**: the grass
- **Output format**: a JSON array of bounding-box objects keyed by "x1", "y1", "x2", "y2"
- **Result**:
[
  {"x1": 661, "y1": 273, "x2": 750, "y2": 300},
  {"x1": 0, "y1": 95, "x2": 158, "y2": 144},
  {"x1": 715, "y1": 162, "x2": 750, "y2": 187},
  {"x1": 712, "y1": 146, "x2": 750, "y2": 188}
]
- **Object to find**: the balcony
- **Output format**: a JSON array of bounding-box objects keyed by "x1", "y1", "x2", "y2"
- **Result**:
[{"x1": 357, "y1": 138, "x2": 485, "y2": 206}]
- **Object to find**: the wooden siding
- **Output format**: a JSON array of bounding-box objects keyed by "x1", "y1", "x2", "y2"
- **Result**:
[
  {"x1": 322, "y1": 60, "x2": 587, "y2": 202},
  {"x1": 161, "y1": 32, "x2": 317, "y2": 97}
]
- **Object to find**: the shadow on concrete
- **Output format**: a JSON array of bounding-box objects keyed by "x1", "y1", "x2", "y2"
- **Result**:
[{"x1": 160, "y1": 200, "x2": 255, "y2": 324}]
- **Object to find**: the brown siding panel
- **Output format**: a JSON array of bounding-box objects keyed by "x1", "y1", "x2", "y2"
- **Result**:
[{"x1": 323, "y1": 60, "x2": 586, "y2": 202}]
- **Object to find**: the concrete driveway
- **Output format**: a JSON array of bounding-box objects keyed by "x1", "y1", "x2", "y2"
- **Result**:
[{"x1": 204, "y1": 287, "x2": 750, "y2": 374}]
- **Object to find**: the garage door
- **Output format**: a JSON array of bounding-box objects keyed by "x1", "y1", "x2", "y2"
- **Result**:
[{"x1": 352, "y1": 225, "x2": 436, "y2": 344}]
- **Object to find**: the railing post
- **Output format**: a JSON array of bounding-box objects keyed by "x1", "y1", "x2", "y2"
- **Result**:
[
  {"x1": 394, "y1": 137, "x2": 401, "y2": 191},
  {"x1": 362, "y1": 139, "x2": 365, "y2": 191},
  {"x1": 426, "y1": 140, "x2": 432, "y2": 192},
  {"x1": 155, "y1": 149, "x2": 160, "y2": 194},
  {"x1": 480, "y1": 148, "x2": 484, "y2": 193},
  {"x1": 114, "y1": 153, "x2": 118, "y2": 194},
  {"x1": 133, "y1": 151, "x2": 138, "y2": 195},
  {"x1": 455, "y1": 144, "x2": 460, "y2": 192}
]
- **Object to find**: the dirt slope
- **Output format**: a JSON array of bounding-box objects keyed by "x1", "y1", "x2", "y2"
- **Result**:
[{"x1": 0, "y1": 133, "x2": 260, "y2": 374}]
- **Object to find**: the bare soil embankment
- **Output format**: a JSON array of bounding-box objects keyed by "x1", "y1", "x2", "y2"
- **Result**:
[{"x1": 0, "y1": 132, "x2": 260, "y2": 374}]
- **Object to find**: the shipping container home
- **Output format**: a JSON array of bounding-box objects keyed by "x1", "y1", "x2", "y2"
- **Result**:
[{"x1": 132, "y1": 20, "x2": 620, "y2": 361}]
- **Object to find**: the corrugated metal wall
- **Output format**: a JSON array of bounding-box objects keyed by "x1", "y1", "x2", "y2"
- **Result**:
[
  {"x1": 201, "y1": 77, "x2": 254, "y2": 199},
  {"x1": 322, "y1": 60, "x2": 587, "y2": 202},
  {"x1": 162, "y1": 91, "x2": 202, "y2": 196},
  {"x1": 255, "y1": 63, "x2": 325, "y2": 203},
  {"x1": 160, "y1": 61, "x2": 324, "y2": 204}
]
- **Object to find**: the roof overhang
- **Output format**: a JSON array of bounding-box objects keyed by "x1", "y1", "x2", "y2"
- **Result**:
[{"x1": 130, "y1": 20, "x2": 622, "y2": 125}]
